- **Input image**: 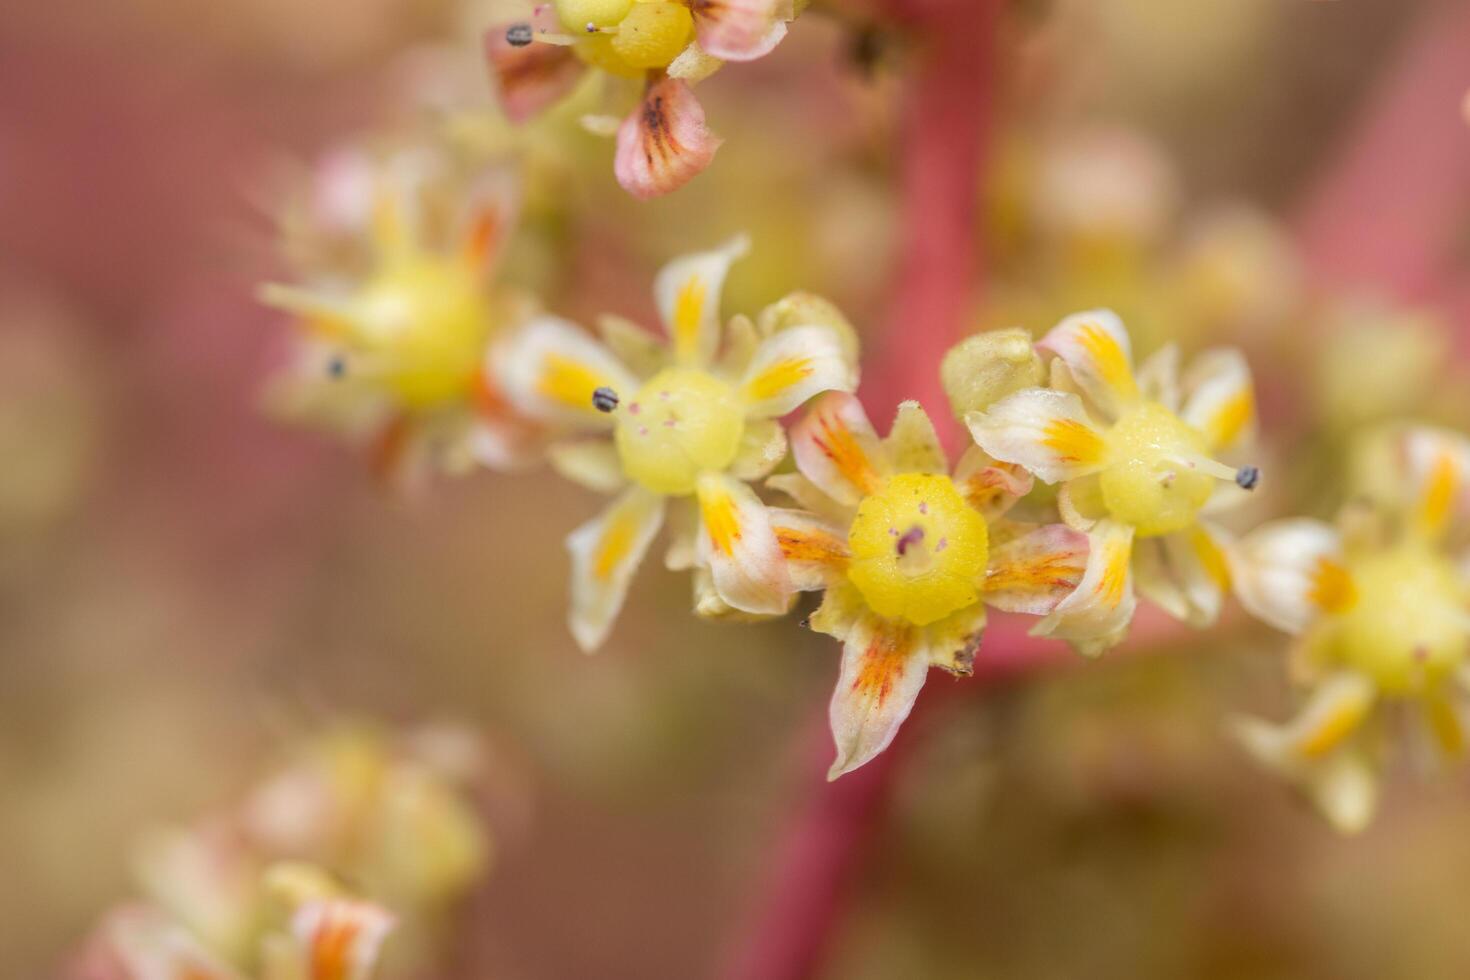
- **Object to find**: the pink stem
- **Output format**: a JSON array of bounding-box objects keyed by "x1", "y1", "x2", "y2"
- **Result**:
[
  {"x1": 863, "y1": 0, "x2": 1002, "y2": 453},
  {"x1": 719, "y1": 5, "x2": 1002, "y2": 979},
  {"x1": 1292, "y1": 0, "x2": 1470, "y2": 309}
]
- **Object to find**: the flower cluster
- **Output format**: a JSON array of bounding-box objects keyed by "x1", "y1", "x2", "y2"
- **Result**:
[
  {"x1": 260, "y1": 138, "x2": 540, "y2": 490},
  {"x1": 1228, "y1": 426, "x2": 1470, "y2": 832},
  {"x1": 480, "y1": 235, "x2": 1266, "y2": 777},
  {"x1": 484, "y1": 0, "x2": 801, "y2": 198},
  {"x1": 73, "y1": 725, "x2": 492, "y2": 980}
]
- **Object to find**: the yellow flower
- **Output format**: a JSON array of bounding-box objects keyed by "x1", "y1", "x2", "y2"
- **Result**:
[
  {"x1": 1228, "y1": 426, "x2": 1470, "y2": 832},
  {"x1": 769, "y1": 393, "x2": 1089, "y2": 779},
  {"x1": 493, "y1": 236, "x2": 859, "y2": 651},
  {"x1": 259, "y1": 140, "x2": 538, "y2": 489},
  {"x1": 485, "y1": 0, "x2": 796, "y2": 197},
  {"x1": 961, "y1": 311, "x2": 1260, "y2": 653}
]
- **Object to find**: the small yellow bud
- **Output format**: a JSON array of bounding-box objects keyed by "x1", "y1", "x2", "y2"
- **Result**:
[{"x1": 940, "y1": 329, "x2": 1044, "y2": 418}]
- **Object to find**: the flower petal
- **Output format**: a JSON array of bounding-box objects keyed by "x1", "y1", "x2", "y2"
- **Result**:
[
  {"x1": 982, "y1": 524, "x2": 1090, "y2": 615},
  {"x1": 790, "y1": 391, "x2": 889, "y2": 506},
  {"x1": 769, "y1": 507, "x2": 850, "y2": 591},
  {"x1": 1180, "y1": 347, "x2": 1256, "y2": 452},
  {"x1": 1230, "y1": 671, "x2": 1378, "y2": 832},
  {"x1": 696, "y1": 472, "x2": 792, "y2": 614},
  {"x1": 766, "y1": 471, "x2": 852, "y2": 525},
  {"x1": 567, "y1": 488, "x2": 666, "y2": 652},
  {"x1": 615, "y1": 77, "x2": 723, "y2": 201},
  {"x1": 494, "y1": 315, "x2": 639, "y2": 426},
  {"x1": 827, "y1": 614, "x2": 927, "y2": 779},
  {"x1": 883, "y1": 401, "x2": 948, "y2": 475},
  {"x1": 729, "y1": 417, "x2": 789, "y2": 481},
  {"x1": 966, "y1": 389, "x2": 1107, "y2": 485},
  {"x1": 653, "y1": 234, "x2": 747, "y2": 366},
  {"x1": 1037, "y1": 310, "x2": 1139, "y2": 419},
  {"x1": 483, "y1": 15, "x2": 584, "y2": 124},
  {"x1": 1136, "y1": 343, "x2": 1180, "y2": 412},
  {"x1": 1403, "y1": 426, "x2": 1470, "y2": 539},
  {"x1": 690, "y1": 0, "x2": 787, "y2": 61},
  {"x1": 597, "y1": 313, "x2": 668, "y2": 378},
  {"x1": 1134, "y1": 523, "x2": 1232, "y2": 627},
  {"x1": 953, "y1": 444, "x2": 1033, "y2": 519},
  {"x1": 104, "y1": 907, "x2": 243, "y2": 980},
  {"x1": 668, "y1": 41, "x2": 725, "y2": 82},
  {"x1": 922, "y1": 602, "x2": 988, "y2": 675},
  {"x1": 547, "y1": 439, "x2": 626, "y2": 493},
  {"x1": 739, "y1": 324, "x2": 857, "y2": 418},
  {"x1": 809, "y1": 579, "x2": 866, "y2": 640},
  {"x1": 1030, "y1": 519, "x2": 1136, "y2": 656},
  {"x1": 292, "y1": 899, "x2": 396, "y2": 980},
  {"x1": 1228, "y1": 518, "x2": 1351, "y2": 635}
]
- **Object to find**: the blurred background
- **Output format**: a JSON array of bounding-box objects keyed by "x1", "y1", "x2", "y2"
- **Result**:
[{"x1": 4, "y1": 0, "x2": 1470, "y2": 976}]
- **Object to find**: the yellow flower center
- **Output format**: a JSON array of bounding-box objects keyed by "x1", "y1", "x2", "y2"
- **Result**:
[
  {"x1": 1329, "y1": 545, "x2": 1469, "y2": 695},
  {"x1": 567, "y1": 0, "x2": 694, "y2": 76},
  {"x1": 353, "y1": 258, "x2": 491, "y2": 408},
  {"x1": 1099, "y1": 402, "x2": 1215, "y2": 537},
  {"x1": 614, "y1": 367, "x2": 745, "y2": 496},
  {"x1": 845, "y1": 473, "x2": 990, "y2": 627}
]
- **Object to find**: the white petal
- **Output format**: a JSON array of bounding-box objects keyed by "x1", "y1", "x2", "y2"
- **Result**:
[
  {"x1": 953, "y1": 443, "x2": 1034, "y2": 520},
  {"x1": 1180, "y1": 347, "x2": 1257, "y2": 452},
  {"x1": 1227, "y1": 518, "x2": 1350, "y2": 635},
  {"x1": 769, "y1": 507, "x2": 849, "y2": 591},
  {"x1": 494, "y1": 315, "x2": 638, "y2": 426},
  {"x1": 1135, "y1": 343, "x2": 1180, "y2": 412},
  {"x1": 789, "y1": 391, "x2": 889, "y2": 507},
  {"x1": 1030, "y1": 519, "x2": 1136, "y2": 656},
  {"x1": 982, "y1": 524, "x2": 1090, "y2": 615},
  {"x1": 1403, "y1": 426, "x2": 1470, "y2": 539},
  {"x1": 728, "y1": 417, "x2": 788, "y2": 481},
  {"x1": 739, "y1": 324, "x2": 857, "y2": 418},
  {"x1": 547, "y1": 439, "x2": 625, "y2": 493},
  {"x1": 567, "y1": 488, "x2": 665, "y2": 652},
  {"x1": 1037, "y1": 310, "x2": 1139, "y2": 420},
  {"x1": 827, "y1": 614, "x2": 928, "y2": 779},
  {"x1": 291, "y1": 899, "x2": 396, "y2": 980},
  {"x1": 966, "y1": 389, "x2": 1107, "y2": 485},
  {"x1": 653, "y1": 235, "x2": 748, "y2": 366},
  {"x1": 695, "y1": 471, "x2": 791, "y2": 614},
  {"x1": 1134, "y1": 523, "x2": 1231, "y2": 627}
]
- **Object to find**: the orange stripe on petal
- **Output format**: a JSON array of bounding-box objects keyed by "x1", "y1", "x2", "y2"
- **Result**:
[
  {"x1": 1042, "y1": 418, "x2": 1105, "y2": 465},
  {"x1": 1307, "y1": 556, "x2": 1357, "y2": 614}
]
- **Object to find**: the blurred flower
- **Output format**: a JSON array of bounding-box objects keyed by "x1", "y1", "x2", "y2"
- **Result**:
[
  {"x1": 494, "y1": 236, "x2": 858, "y2": 650},
  {"x1": 963, "y1": 311, "x2": 1260, "y2": 653},
  {"x1": 1313, "y1": 301, "x2": 1454, "y2": 434},
  {"x1": 768, "y1": 392, "x2": 1088, "y2": 778},
  {"x1": 484, "y1": 0, "x2": 799, "y2": 197},
  {"x1": 1229, "y1": 426, "x2": 1470, "y2": 833},
  {"x1": 260, "y1": 137, "x2": 542, "y2": 491},
  {"x1": 71, "y1": 724, "x2": 492, "y2": 979}
]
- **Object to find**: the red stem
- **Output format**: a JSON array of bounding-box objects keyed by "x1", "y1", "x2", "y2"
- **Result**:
[
  {"x1": 718, "y1": 5, "x2": 1001, "y2": 979},
  {"x1": 1292, "y1": 0, "x2": 1470, "y2": 309},
  {"x1": 864, "y1": 0, "x2": 1002, "y2": 453}
]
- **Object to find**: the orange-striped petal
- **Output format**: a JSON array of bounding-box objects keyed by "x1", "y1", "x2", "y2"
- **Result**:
[
  {"x1": 953, "y1": 444, "x2": 1033, "y2": 520},
  {"x1": 652, "y1": 235, "x2": 747, "y2": 366},
  {"x1": 1180, "y1": 347, "x2": 1256, "y2": 452},
  {"x1": 695, "y1": 472, "x2": 791, "y2": 614},
  {"x1": 769, "y1": 507, "x2": 850, "y2": 591},
  {"x1": 790, "y1": 391, "x2": 889, "y2": 507},
  {"x1": 614, "y1": 77, "x2": 722, "y2": 201},
  {"x1": 966, "y1": 389, "x2": 1107, "y2": 484},
  {"x1": 1037, "y1": 309, "x2": 1139, "y2": 419},
  {"x1": 827, "y1": 614, "x2": 927, "y2": 779},
  {"x1": 1030, "y1": 519, "x2": 1136, "y2": 656},
  {"x1": 1228, "y1": 518, "x2": 1349, "y2": 635},
  {"x1": 494, "y1": 315, "x2": 638, "y2": 426},
  {"x1": 292, "y1": 899, "x2": 396, "y2": 980},
  {"x1": 982, "y1": 524, "x2": 1089, "y2": 615},
  {"x1": 739, "y1": 324, "x2": 856, "y2": 418},
  {"x1": 567, "y1": 487, "x2": 666, "y2": 652},
  {"x1": 1403, "y1": 426, "x2": 1470, "y2": 540}
]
